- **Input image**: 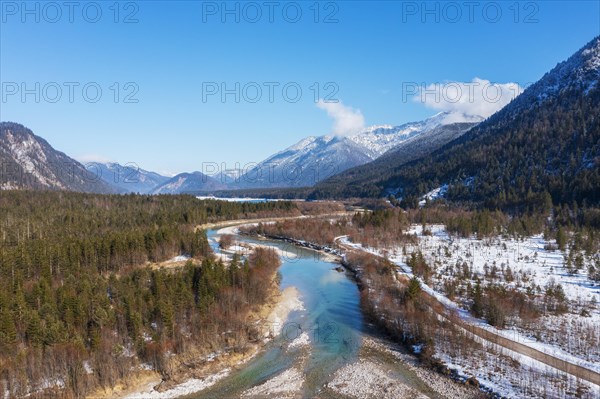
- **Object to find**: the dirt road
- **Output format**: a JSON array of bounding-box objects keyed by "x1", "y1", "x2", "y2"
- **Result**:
[{"x1": 335, "y1": 237, "x2": 600, "y2": 387}]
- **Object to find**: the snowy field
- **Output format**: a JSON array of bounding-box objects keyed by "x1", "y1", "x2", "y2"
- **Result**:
[
  {"x1": 342, "y1": 224, "x2": 600, "y2": 398},
  {"x1": 400, "y1": 225, "x2": 600, "y2": 370}
]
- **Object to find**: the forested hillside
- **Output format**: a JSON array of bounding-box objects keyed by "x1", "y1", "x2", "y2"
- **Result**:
[
  {"x1": 309, "y1": 37, "x2": 600, "y2": 212},
  {"x1": 0, "y1": 192, "x2": 296, "y2": 398}
]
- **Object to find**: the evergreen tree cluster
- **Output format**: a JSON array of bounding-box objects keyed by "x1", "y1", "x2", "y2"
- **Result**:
[{"x1": 0, "y1": 191, "x2": 293, "y2": 398}]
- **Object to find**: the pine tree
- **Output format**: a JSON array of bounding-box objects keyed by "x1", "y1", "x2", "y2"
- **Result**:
[
  {"x1": 26, "y1": 311, "x2": 43, "y2": 347},
  {"x1": 406, "y1": 277, "x2": 421, "y2": 301},
  {"x1": 471, "y1": 281, "x2": 485, "y2": 318},
  {"x1": 0, "y1": 308, "x2": 17, "y2": 345},
  {"x1": 556, "y1": 227, "x2": 567, "y2": 251}
]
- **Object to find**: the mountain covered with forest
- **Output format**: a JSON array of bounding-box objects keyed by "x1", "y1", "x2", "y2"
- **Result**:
[{"x1": 310, "y1": 36, "x2": 600, "y2": 210}]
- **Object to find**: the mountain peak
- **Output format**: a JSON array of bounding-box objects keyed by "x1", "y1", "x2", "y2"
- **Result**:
[
  {"x1": 521, "y1": 36, "x2": 600, "y2": 104},
  {"x1": 151, "y1": 171, "x2": 225, "y2": 194},
  {"x1": 85, "y1": 161, "x2": 169, "y2": 194},
  {"x1": 581, "y1": 37, "x2": 600, "y2": 71},
  {"x1": 0, "y1": 122, "x2": 114, "y2": 193},
  {"x1": 552, "y1": 36, "x2": 600, "y2": 84},
  {"x1": 347, "y1": 111, "x2": 483, "y2": 157}
]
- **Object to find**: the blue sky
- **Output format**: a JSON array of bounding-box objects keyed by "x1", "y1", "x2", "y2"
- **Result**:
[{"x1": 1, "y1": 0, "x2": 599, "y2": 175}]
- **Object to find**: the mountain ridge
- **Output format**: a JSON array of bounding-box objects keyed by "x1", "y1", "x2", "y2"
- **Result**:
[
  {"x1": 313, "y1": 36, "x2": 600, "y2": 207},
  {"x1": 86, "y1": 162, "x2": 170, "y2": 194},
  {"x1": 228, "y1": 111, "x2": 483, "y2": 190},
  {"x1": 151, "y1": 171, "x2": 226, "y2": 194},
  {"x1": 309, "y1": 121, "x2": 480, "y2": 198},
  {"x1": 0, "y1": 122, "x2": 115, "y2": 193}
]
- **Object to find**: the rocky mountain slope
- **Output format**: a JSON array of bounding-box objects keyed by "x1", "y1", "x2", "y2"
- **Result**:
[{"x1": 0, "y1": 122, "x2": 115, "y2": 193}]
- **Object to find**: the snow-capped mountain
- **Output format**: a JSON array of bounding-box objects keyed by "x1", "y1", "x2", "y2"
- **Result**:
[
  {"x1": 346, "y1": 111, "x2": 480, "y2": 156},
  {"x1": 310, "y1": 121, "x2": 479, "y2": 198},
  {"x1": 85, "y1": 162, "x2": 169, "y2": 194},
  {"x1": 233, "y1": 111, "x2": 483, "y2": 189},
  {"x1": 0, "y1": 122, "x2": 115, "y2": 193},
  {"x1": 232, "y1": 135, "x2": 375, "y2": 188},
  {"x1": 312, "y1": 36, "x2": 600, "y2": 203},
  {"x1": 151, "y1": 171, "x2": 226, "y2": 194}
]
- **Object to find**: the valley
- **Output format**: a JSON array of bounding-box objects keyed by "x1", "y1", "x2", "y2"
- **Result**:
[
  {"x1": 1, "y1": 5, "x2": 598, "y2": 398},
  {"x1": 120, "y1": 218, "x2": 483, "y2": 399}
]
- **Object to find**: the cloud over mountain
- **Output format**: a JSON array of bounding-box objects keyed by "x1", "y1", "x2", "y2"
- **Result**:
[
  {"x1": 317, "y1": 100, "x2": 365, "y2": 137},
  {"x1": 415, "y1": 78, "x2": 524, "y2": 122}
]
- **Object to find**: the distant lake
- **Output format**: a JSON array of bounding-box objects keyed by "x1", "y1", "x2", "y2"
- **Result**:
[{"x1": 196, "y1": 196, "x2": 296, "y2": 203}]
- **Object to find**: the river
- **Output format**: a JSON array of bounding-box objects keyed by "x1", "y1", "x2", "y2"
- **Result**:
[{"x1": 184, "y1": 227, "x2": 462, "y2": 398}]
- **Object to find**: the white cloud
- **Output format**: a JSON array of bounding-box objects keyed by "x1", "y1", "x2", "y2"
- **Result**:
[
  {"x1": 415, "y1": 78, "x2": 523, "y2": 123},
  {"x1": 158, "y1": 170, "x2": 177, "y2": 177},
  {"x1": 317, "y1": 100, "x2": 365, "y2": 136},
  {"x1": 75, "y1": 154, "x2": 113, "y2": 164}
]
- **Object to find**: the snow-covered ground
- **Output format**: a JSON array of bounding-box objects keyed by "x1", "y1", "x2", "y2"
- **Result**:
[
  {"x1": 406, "y1": 224, "x2": 599, "y2": 308},
  {"x1": 400, "y1": 224, "x2": 600, "y2": 371},
  {"x1": 419, "y1": 185, "x2": 448, "y2": 206},
  {"x1": 168, "y1": 255, "x2": 190, "y2": 262},
  {"x1": 340, "y1": 224, "x2": 600, "y2": 397},
  {"x1": 196, "y1": 196, "x2": 285, "y2": 203}
]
